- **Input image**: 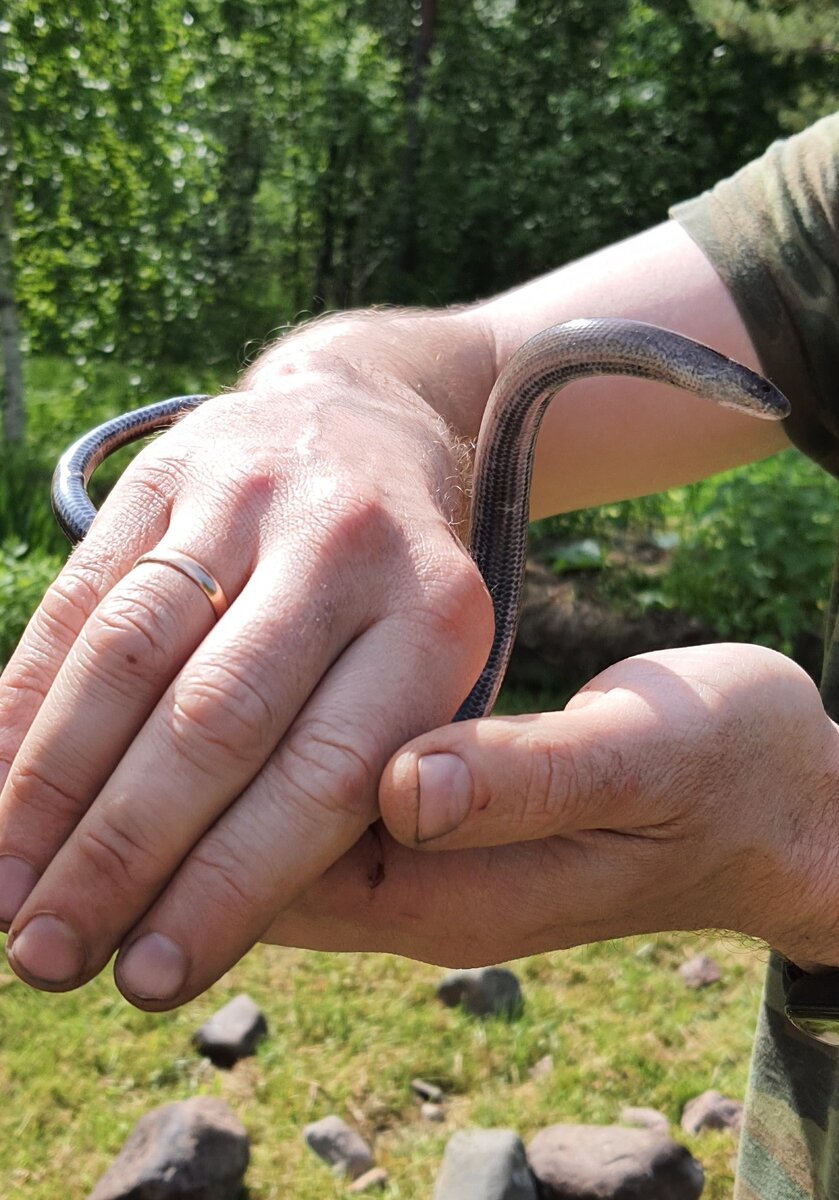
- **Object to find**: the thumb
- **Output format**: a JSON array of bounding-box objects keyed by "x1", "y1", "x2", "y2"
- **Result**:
[{"x1": 379, "y1": 692, "x2": 661, "y2": 850}]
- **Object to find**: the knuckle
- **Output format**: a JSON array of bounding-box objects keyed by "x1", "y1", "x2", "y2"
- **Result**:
[
  {"x1": 521, "y1": 737, "x2": 572, "y2": 830},
  {"x1": 75, "y1": 808, "x2": 161, "y2": 896},
  {"x1": 307, "y1": 488, "x2": 396, "y2": 561},
  {"x1": 124, "y1": 452, "x2": 190, "y2": 511},
  {"x1": 187, "y1": 838, "x2": 259, "y2": 923},
  {"x1": 279, "y1": 717, "x2": 377, "y2": 825},
  {"x1": 413, "y1": 552, "x2": 493, "y2": 649},
  {"x1": 79, "y1": 588, "x2": 179, "y2": 687},
  {"x1": 35, "y1": 561, "x2": 111, "y2": 648},
  {"x1": 521, "y1": 734, "x2": 614, "y2": 831},
  {"x1": 170, "y1": 662, "x2": 277, "y2": 770},
  {"x1": 8, "y1": 760, "x2": 86, "y2": 828},
  {"x1": 0, "y1": 674, "x2": 50, "y2": 753}
]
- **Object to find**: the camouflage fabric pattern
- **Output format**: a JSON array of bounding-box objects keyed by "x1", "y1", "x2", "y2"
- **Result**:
[{"x1": 672, "y1": 111, "x2": 839, "y2": 1198}]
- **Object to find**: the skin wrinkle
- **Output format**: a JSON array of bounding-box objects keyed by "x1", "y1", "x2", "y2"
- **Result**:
[
  {"x1": 79, "y1": 589, "x2": 187, "y2": 686},
  {"x1": 4, "y1": 717, "x2": 106, "y2": 807},
  {"x1": 74, "y1": 816, "x2": 160, "y2": 904},
  {"x1": 4, "y1": 761, "x2": 85, "y2": 829},
  {"x1": 168, "y1": 688, "x2": 270, "y2": 777}
]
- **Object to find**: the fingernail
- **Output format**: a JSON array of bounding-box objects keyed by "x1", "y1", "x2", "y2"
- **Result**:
[
  {"x1": 7, "y1": 914, "x2": 85, "y2": 985},
  {"x1": 416, "y1": 752, "x2": 473, "y2": 842},
  {"x1": 0, "y1": 856, "x2": 38, "y2": 926},
  {"x1": 117, "y1": 933, "x2": 188, "y2": 1001}
]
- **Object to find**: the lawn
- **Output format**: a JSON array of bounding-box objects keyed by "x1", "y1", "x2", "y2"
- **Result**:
[{"x1": 0, "y1": 928, "x2": 764, "y2": 1197}]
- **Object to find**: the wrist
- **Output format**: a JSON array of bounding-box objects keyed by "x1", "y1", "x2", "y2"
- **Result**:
[
  {"x1": 239, "y1": 306, "x2": 496, "y2": 439},
  {"x1": 757, "y1": 717, "x2": 839, "y2": 971},
  {"x1": 237, "y1": 335, "x2": 474, "y2": 534}
]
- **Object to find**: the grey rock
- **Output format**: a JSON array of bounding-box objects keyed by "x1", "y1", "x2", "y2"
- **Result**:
[
  {"x1": 411, "y1": 1077, "x2": 444, "y2": 1103},
  {"x1": 434, "y1": 1130, "x2": 538, "y2": 1200},
  {"x1": 681, "y1": 1090, "x2": 743, "y2": 1134},
  {"x1": 528, "y1": 1124, "x2": 704, "y2": 1199},
  {"x1": 436, "y1": 967, "x2": 523, "y2": 1018},
  {"x1": 421, "y1": 1102, "x2": 446, "y2": 1122},
  {"x1": 679, "y1": 955, "x2": 721, "y2": 990},
  {"x1": 620, "y1": 1106, "x2": 670, "y2": 1135},
  {"x1": 192, "y1": 993, "x2": 267, "y2": 1069},
  {"x1": 348, "y1": 1167, "x2": 389, "y2": 1192},
  {"x1": 303, "y1": 1114, "x2": 374, "y2": 1180},
  {"x1": 88, "y1": 1096, "x2": 249, "y2": 1200}
]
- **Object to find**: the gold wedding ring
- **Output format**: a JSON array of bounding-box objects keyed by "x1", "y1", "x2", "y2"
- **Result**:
[{"x1": 133, "y1": 549, "x2": 228, "y2": 619}]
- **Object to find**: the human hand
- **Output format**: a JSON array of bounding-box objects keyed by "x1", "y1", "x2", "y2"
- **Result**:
[
  {"x1": 0, "y1": 362, "x2": 493, "y2": 1008},
  {"x1": 266, "y1": 644, "x2": 839, "y2": 971}
]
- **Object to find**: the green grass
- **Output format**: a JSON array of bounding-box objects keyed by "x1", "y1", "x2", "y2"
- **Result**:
[{"x1": 0, "y1": 933, "x2": 763, "y2": 1197}]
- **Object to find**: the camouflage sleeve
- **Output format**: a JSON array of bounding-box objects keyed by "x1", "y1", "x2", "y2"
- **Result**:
[
  {"x1": 670, "y1": 112, "x2": 839, "y2": 1200},
  {"x1": 671, "y1": 111, "x2": 839, "y2": 477}
]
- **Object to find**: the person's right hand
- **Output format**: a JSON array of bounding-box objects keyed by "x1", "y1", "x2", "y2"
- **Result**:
[
  {"x1": 266, "y1": 643, "x2": 839, "y2": 972},
  {"x1": 0, "y1": 353, "x2": 493, "y2": 1009}
]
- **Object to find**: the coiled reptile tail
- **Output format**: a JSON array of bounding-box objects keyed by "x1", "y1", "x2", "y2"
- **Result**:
[
  {"x1": 452, "y1": 318, "x2": 789, "y2": 722},
  {"x1": 52, "y1": 393, "x2": 209, "y2": 545},
  {"x1": 51, "y1": 319, "x2": 790, "y2": 723}
]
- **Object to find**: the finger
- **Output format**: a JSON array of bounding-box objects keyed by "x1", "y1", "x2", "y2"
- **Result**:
[
  {"x1": 0, "y1": 461, "x2": 177, "y2": 784},
  {"x1": 0, "y1": 462, "x2": 184, "y2": 925},
  {"x1": 0, "y1": 529, "x2": 372, "y2": 987},
  {"x1": 103, "y1": 567, "x2": 491, "y2": 1009},
  {"x1": 378, "y1": 688, "x2": 678, "y2": 850},
  {"x1": 0, "y1": 395, "x2": 237, "y2": 800},
  {"x1": 0, "y1": 469, "x2": 263, "y2": 918}
]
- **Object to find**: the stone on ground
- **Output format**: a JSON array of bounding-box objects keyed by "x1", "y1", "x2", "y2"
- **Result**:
[
  {"x1": 411, "y1": 1077, "x2": 444, "y2": 1103},
  {"x1": 436, "y1": 967, "x2": 523, "y2": 1017},
  {"x1": 679, "y1": 954, "x2": 722, "y2": 989},
  {"x1": 421, "y1": 1102, "x2": 446, "y2": 1122},
  {"x1": 433, "y1": 1129, "x2": 538, "y2": 1199},
  {"x1": 527, "y1": 1124, "x2": 704, "y2": 1199},
  {"x1": 619, "y1": 1105, "x2": 670, "y2": 1134},
  {"x1": 192, "y1": 993, "x2": 268, "y2": 1068},
  {"x1": 348, "y1": 1167, "x2": 389, "y2": 1192},
  {"x1": 681, "y1": 1090, "x2": 743, "y2": 1134},
  {"x1": 303, "y1": 1114, "x2": 374, "y2": 1180},
  {"x1": 88, "y1": 1096, "x2": 249, "y2": 1200}
]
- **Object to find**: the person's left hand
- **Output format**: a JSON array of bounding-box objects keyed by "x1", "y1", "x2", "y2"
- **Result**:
[{"x1": 265, "y1": 643, "x2": 839, "y2": 971}]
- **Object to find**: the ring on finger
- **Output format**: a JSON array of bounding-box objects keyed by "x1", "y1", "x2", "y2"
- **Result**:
[{"x1": 133, "y1": 549, "x2": 228, "y2": 619}]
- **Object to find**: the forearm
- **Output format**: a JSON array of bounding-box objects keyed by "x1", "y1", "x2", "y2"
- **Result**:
[{"x1": 243, "y1": 220, "x2": 790, "y2": 519}]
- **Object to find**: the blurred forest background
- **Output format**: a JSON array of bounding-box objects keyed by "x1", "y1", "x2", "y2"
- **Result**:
[{"x1": 1, "y1": 0, "x2": 839, "y2": 671}]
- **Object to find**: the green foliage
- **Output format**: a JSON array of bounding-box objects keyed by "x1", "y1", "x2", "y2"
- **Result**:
[
  {"x1": 410, "y1": 0, "x2": 799, "y2": 304},
  {"x1": 2, "y1": 0, "x2": 220, "y2": 365},
  {"x1": 692, "y1": 0, "x2": 838, "y2": 56},
  {"x1": 531, "y1": 450, "x2": 839, "y2": 656},
  {"x1": 691, "y1": 0, "x2": 839, "y2": 126},
  {"x1": 664, "y1": 451, "x2": 839, "y2": 652},
  {"x1": 0, "y1": 540, "x2": 60, "y2": 663},
  {"x1": 2, "y1": 0, "x2": 830, "y2": 379}
]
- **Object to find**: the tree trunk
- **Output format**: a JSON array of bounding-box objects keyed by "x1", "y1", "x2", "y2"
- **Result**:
[
  {"x1": 0, "y1": 30, "x2": 25, "y2": 443},
  {"x1": 397, "y1": 0, "x2": 436, "y2": 291},
  {"x1": 312, "y1": 135, "x2": 339, "y2": 311}
]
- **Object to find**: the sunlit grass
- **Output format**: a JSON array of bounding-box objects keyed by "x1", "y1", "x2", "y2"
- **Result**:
[{"x1": 0, "y1": 932, "x2": 763, "y2": 1198}]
